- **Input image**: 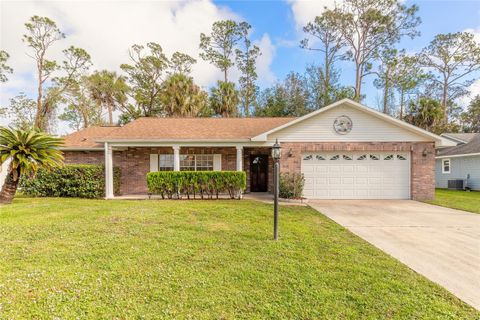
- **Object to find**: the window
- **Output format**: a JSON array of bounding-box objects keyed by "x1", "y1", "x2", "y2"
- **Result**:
[
  {"x1": 195, "y1": 154, "x2": 214, "y2": 171},
  {"x1": 342, "y1": 155, "x2": 353, "y2": 160},
  {"x1": 357, "y1": 154, "x2": 367, "y2": 160},
  {"x1": 159, "y1": 154, "x2": 174, "y2": 171},
  {"x1": 316, "y1": 155, "x2": 325, "y2": 160},
  {"x1": 384, "y1": 154, "x2": 394, "y2": 160},
  {"x1": 180, "y1": 154, "x2": 214, "y2": 171},
  {"x1": 303, "y1": 155, "x2": 313, "y2": 161},
  {"x1": 396, "y1": 154, "x2": 407, "y2": 160},
  {"x1": 369, "y1": 154, "x2": 380, "y2": 160},
  {"x1": 330, "y1": 155, "x2": 340, "y2": 160},
  {"x1": 442, "y1": 159, "x2": 451, "y2": 174}
]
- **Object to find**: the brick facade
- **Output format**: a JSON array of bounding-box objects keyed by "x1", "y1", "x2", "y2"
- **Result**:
[
  {"x1": 279, "y1": 141, "x2": 435, "y2": 201},
  {"x1": 64, "y1": 151, "x2": 104, "y2": 165},
  {"x1": 64, "y1": 147, "x2": 237, "y2": 195},
  {"x1": 63, "y1": 141, "x2": 435, "y2": 200}
]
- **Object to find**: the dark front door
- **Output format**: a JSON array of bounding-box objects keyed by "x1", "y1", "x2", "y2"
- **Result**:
[{"x1": 250, "y1": 155, "x2": 268, "y2": 192}]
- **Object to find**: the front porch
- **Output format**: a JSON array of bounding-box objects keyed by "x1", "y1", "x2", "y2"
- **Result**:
[{"x1": 103, "y1": 144, "x2": 275, "y2": 198}]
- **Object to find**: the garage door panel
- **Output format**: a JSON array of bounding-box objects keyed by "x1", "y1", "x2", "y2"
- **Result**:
[
  {"x1": 315, "y1": 166, "x2": 328, "y2": 173},
  {"x1": 301, "y1": 152, "x2": 410, "y2": 200},
  {"x1": 302, "y1": 166, "x2": 315, "y2": 173}
]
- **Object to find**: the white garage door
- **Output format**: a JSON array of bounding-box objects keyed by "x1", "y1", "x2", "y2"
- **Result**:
[{"x1": 301, "y1": 152, "x2": 410, "y2": 199}]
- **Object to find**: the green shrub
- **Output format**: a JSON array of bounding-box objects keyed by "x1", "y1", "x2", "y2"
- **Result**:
[
  {"x1": 20, "y1": 164, "x2": 121, "y2": 198},
  {"x1": 147, "y1": 171, "x2": 246, "y2": 199},
  {"x1": 279, "y1": 172, "x2": 304, "y2": 199}
]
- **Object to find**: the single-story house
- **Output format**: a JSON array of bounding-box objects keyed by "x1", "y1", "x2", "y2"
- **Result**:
[
  {"x1": 61, "y1": 99, "x2": 455, "y2": 200},
  {"x1": 435, "y1": 133, "x2": 480, "y2": 190}
]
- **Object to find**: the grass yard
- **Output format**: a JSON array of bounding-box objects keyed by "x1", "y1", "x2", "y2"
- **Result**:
[
  {"x1": 0, "y1": 198, "x2": 478, "y2": 319},
  {"x1": 427, "y1": 189, "x2": 480, "y2": 214}
]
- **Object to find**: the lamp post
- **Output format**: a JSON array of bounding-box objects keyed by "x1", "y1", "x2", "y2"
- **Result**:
[{"x1": 271, "y1": 139, "x2": 281, "y2": 240}]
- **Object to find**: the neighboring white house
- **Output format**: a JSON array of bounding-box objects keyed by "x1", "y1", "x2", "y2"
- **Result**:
[{"x1": 436, "y1": 133, "x2": 480, "y2": 190}]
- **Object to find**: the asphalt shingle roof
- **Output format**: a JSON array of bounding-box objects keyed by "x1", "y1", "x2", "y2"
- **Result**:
[
  {"x1": 61, "y1": 117, "x2": 296, "y2": 148},
  {"x1": 437, "y1": 133, "x2": 480, "y2": 157}
]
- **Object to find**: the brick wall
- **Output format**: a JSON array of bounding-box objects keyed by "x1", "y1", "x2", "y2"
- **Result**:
[
  {"x1": 279, "y1": 142, "x2": 435, "y2": 201},
  {"x1": 63, "y1": 151, "x2": 104, "y2": 165},
  {"x1": 64, "y1": 147, "x2": 238, "y2": 195},
  {"x1": 63, "y1": 141, "x2": 436, "y2": 200}
]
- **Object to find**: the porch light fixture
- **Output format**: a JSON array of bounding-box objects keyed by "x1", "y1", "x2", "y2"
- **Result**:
[
  {"x1": 271, "y1": 139, "x2": 282, "y2": 160},
  {"x1": 271, "y1": 139, "x2": 281, "y2": 240}
]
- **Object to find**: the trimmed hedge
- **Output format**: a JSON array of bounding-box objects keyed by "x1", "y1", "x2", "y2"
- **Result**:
[
  {"x1": 279, "y1": 172, "x2": 305, "y2": 199},
  {"x1": 147, "y1": 171, "x2": 246, "y2": 199},
  {"x1": 20, "y1": 164, "x2": 121, "y2": 198}
]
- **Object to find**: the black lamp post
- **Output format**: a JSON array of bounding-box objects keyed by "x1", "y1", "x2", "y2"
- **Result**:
[{"x1": 271, "y1": 138, "x2": 281, "y2": 240}]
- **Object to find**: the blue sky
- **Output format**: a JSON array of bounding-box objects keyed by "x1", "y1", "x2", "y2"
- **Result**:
[
  {"x1": 219, "y1": 0, "x2": 480, "y2": 108},
  {"x1": 0, "y1": 0, "x2": 479, "y2": 133}
]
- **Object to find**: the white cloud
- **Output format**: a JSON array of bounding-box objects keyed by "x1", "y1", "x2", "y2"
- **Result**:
[
  {"x1": 287, "y1": 0, "x2": 340, "y2": 31},
  {"x1": 0, "y1": 0, "x2": 277, "y2": 132},
  {"x1": 460, "y1": 78, "x2": 480, "y2": 106},
  {"x1": 254, "y1": 34, "x2": 277, "y2": 87},
  {"x1": 464, "y1": 27, "x2": 480, "y2": 44}
]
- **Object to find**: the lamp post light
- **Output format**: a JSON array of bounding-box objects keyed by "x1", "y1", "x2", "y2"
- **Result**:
[{"x1": 271, "y1": 139, "x2": 282, "y2": 240}]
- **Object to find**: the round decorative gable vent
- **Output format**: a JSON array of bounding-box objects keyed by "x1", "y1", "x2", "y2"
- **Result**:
[{"x1": 333, "y1": 115, "x2": 353, "y2": 135}]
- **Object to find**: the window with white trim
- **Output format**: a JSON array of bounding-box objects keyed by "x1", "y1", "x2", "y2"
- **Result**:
[
  {"x1": 180, "y1": 154, "x2": 214, "y2": 171},
  {"x1": 159, "y1": 154, "x2": 174, "y2": 171},
  {"x1": 157, "y1": 154, "x2": 215, "y2": 171},
  {"x1": 442, "y1": 159, "x2": 451, "y2": 174}
]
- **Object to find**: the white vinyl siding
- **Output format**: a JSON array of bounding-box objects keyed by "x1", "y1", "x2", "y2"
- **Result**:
[
  {"x1": 268, "y1": 105, "x2": 428, "y2": 142},
  {"x1": 302, "y1": 152, "x2": 411, "y2": 199}
]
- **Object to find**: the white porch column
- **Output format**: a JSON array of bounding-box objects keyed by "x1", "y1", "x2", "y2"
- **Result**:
[
  {"x1": 236, "y1": 146, "x2": 243, "y2": 171},
  {"x1": 173, "y1": 145, "x2": 180, "y2": 171},
  {"x1": 104, "y1": 142, "x2": 114, "y2": 199}
]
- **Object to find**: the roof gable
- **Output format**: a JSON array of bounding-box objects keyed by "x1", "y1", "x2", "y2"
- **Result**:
[
  {"x1": 437, "y1": 133, "x2": 480, "y2": 157},
  {"x1": 252, "y1": 99, "x2": 455, "y2": 147}
]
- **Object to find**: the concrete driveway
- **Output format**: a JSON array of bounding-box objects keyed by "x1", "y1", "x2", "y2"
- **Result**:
[{"x1": 308, "y1": 200, "x2": 480, "y2": 310}]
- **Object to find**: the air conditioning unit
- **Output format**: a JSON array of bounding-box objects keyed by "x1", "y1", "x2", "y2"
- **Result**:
[{"x1": 448, "y1": 179, "x2": 465, "y2": 190}]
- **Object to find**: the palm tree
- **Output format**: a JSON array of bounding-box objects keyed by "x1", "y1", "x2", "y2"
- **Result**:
[
  {"x1": 160, "y1": 74, "x2": 209, "y2": 117},
  {"x1": 87, "y1": 70, "x2": 129, "y2": 125},
  {"x1": 0, "y1": 127, "x2": 64, "y2": 204},
  {"x1": 209, "y1": 81, "x2": 239, "y2": 117}
]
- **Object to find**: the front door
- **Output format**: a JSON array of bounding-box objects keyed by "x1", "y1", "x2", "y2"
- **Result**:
[{"x1": 250, "y1": 155, "x2": 268, "y2": 192}]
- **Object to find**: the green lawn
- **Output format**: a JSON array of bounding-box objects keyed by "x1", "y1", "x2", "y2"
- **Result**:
[
  {"x1": 427, "y1": 189, "x2": 480, "y2": 214},
  {"x1": 0, "y1": 198, "x2": 478, "y2": 319}
]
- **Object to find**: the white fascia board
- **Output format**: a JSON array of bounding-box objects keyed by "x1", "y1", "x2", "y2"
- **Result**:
[
  {"x1": 435, "y1": 153, "x2": 480, "y2": 159},
  {"x1": 59, "y1": 147, "x2": 104, "y2": 151},
  {"x1": 104, "y1": 141, "x2": 274, "y2": 148},
  {"x1": 251, "y1": 98, "x2": 456, "y2": 147},
  {"x1": 96, "y1": 138, "x2": 251, "y2": 143},
  {"x1": 440, "y1": 134, "x2": 467, "y2": 144}
]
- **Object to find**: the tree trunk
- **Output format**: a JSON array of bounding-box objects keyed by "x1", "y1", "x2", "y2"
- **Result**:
[
  {"x1": 354, "y1": 65, "x2": 362, "y2": 101},
  {"x1": 82, "y1": 112, "x2": 89, "y2": 128},
  {"x1": 224, "y1": 69, "x2": 228, "y2": 83},
  {"x1": 324, "y1": 50, "x2": 330, "y2": 106},
  {"x1": 442, "y1": 80, "x2": 448, "y2": 122},
  {"x1": 0, "y1": 167, "x2": 20, "y2": 205},
  {"x1": 108, "y1": 104, "x2": 113, "y2": 125},
  {"x1": 399, "y1": 89, "x2": 405, "y2": 120},
  {"x1": 34, "y1": 60, "x2": 44, "y2": 130},
  {"x1": 383, "y1": 76, "x2": 389, "y2": 114}
]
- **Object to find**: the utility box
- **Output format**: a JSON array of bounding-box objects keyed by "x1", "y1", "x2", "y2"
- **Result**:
[{"x1": 447, "y1": 179, "x2": 465, "y2": 190}]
